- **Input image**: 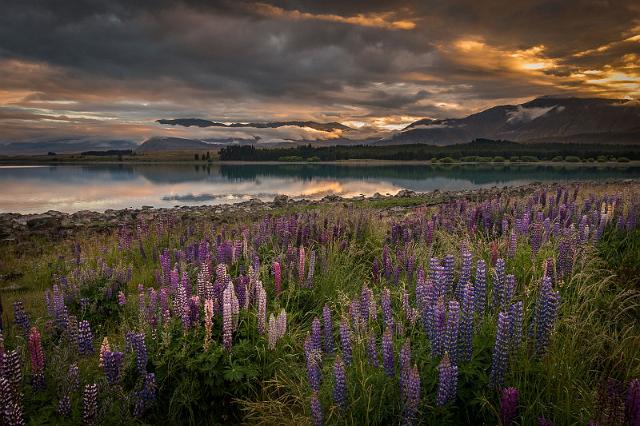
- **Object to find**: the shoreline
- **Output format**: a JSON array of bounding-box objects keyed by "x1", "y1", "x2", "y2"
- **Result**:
[
  {"x1": 1, "y1": 159, "x2": 640, "y2": 167},
  {"x1": 2, "y1": 179, "x2": 639, "y2": 241}
]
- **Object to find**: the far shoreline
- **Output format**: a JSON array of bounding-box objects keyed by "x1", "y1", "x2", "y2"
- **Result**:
[{"x1": 2, "y1": 158, "x2": 640, "y2": 167}]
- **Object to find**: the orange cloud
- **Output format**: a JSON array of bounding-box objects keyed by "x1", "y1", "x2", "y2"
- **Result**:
[{"x1": 252, "y1": 3, "x2": 416, "y2": 30}]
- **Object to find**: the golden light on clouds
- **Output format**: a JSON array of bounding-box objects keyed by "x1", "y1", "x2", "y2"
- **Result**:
[
  {"x1": 446, "y1": 35, "x2": 640, "y2": 98},
  {"x1": 252, "y1": 3, "x2": 416, "y2": 30}
]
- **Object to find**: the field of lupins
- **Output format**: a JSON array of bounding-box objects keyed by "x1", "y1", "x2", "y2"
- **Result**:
[{"x1": 1, "y1": 183, "x2": 639, "y2": 425}]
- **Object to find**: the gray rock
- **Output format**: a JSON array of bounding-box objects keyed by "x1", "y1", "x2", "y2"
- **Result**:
[
  {"x1": 395, "y1": 189, "x2": 416, "y2": 198},
  {"x1": 273, "y1": 194, "x2": 289, "y2": 207}
]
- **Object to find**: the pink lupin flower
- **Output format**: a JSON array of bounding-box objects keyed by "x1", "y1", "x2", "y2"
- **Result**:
[
  {"x1": 204, "y1": 299, "x2": 214, "y2": 350},
  {"x1": 272, "y1": 261, "x2": 282, "y2": 296},
  {"x1": 256, "y1": 280, "x2": 267, "y2": 334},
  {"x1": 222, "y1": 300, "x2": 233, "y2": 350},
  {"x1": 99, "y1": 337, "x2": 111, "y2": 368},
  {"x1": 298, "y1": 246, "x2": 306, "y2": 284},
  {"x1": 28, "y1": 327, "x2": 45, "y2": 389}
]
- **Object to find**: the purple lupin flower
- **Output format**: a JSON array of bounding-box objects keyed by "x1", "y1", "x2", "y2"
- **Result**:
[
  {"x1": 399, "y1": 340, "x2": 411, "y2": 393},
  {"x1": 625, "y1": 378, "x2": 640, "y2": 426},
  {"x1": 333, "y1": 355, "x2": 347, "y2": 411},
  {"x1": 445, "y1": 301, "x2": 460, "y2": 364},
  {"x1": 102, "y1": 351, "x2": 125, "y2": 385},
  {"x1": 432, "y1": 298, "x2": 446, "y2": 357},
  {"x1": 126, "y1": 331, "x2": 148, "y2": 374},
  {"x1": 436, "y1": 353, "x2": 458, "y2": 406},
  {"x1": 490, "y1": 311, "x2": 511, "y2": 388},
  {"x1": 474, "y1": 259, "x2": 487, "y2": 315},
  {"x1": 77, "y1": 320, "x2": 94, "y2": 355},
  {"x1": 311, "y1": 317, "x2": 322, "y2": 353},
  {"x1": 402, "y1": 365, "x2": 421, "y2": 426},
  {"x1": 360, "y1": 285, "x2": 372, "y2": 322},
  {"x1": 58, "y1": 395, "x2": 72, "y2": 417},
  {"x1": 339, "y1": 318, "x2": 352, "y2": 365},
  {"x1": 13, "y1": 301, "x2": 30, "y2": 335},
  {"x1": 502, "y1": 274, "x2": 516, "y2": 310},
  {"x1": 443, "y1": 254, "x2": 455, "y2": 295},
  {"x1": 28, "y1": 326, "x2": 45, "y2": 390},
  {"x1": 83, "y1": 383, "x2": 98, "y2": 425},
  {"x1": 460, "y1": 283, "x2": 475, "y2": 362},
  {"x1": 1, "y1": 376, "x2": 25, "y2": 426},
  {"x1": 322, "y1": 305, "x2": 334, "y2": 354},
  {"x1": 381, "y1": 288, "x2": 393, "y2": 330},
  {"x1": 310, "y1": 391, "x2": 323, "y2": 426},
  {"x1": 492, "y1": 259, "x2": 506, "y2": 311},
  {"x1": 68, "y1": 362, "x2": 80, "y2": 392},
  {"x1": 508, "y1": 301, "x2": 523, "y2": 352},
  {"x1": 117, "y1": 291, "x2": 126, "y2": 307},
  {"x1": 382, "y1": 326, "x2": 394, "y2": 377},
  {"x1": 367, "y1": 333, "x2": 379, "y2": 367},
  {"x1": 133, "y1": 373, "x2": 157, "y2": 417},
  {"x1": 534, "y1": 276, "x2": 560, "y2": 357},
  {"x1": 372, "y1": 258, "x2": 381, "y2": 282},
  {"x1": 500, "y1": 387, "x2": 519, "y2": 425},
  {"x1": 458, "y1": 247, "x2": 472, "y2": 300},
  {"x1": 306, "y1": 250, "x2": 316, "y2": 288},
  {"x1": 530, "y1": 222, "x2": 543, "y2": 254},
  {"x1": 304, "y1": 335, "x2": 322, "y2": 392}
]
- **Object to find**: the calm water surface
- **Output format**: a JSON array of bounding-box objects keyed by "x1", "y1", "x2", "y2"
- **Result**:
[{"x1": 1, "y1": 163, "x2": 639, "y2": 213}]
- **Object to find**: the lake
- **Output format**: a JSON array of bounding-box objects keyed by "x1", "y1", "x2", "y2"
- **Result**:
[{"x1": 1, "y1": 162, "x2": 639, "y2": 214}]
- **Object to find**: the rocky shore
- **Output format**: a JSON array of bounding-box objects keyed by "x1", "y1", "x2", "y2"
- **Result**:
[{"x1": 2, "y1": 180, "x2": 638, "y2": 242}]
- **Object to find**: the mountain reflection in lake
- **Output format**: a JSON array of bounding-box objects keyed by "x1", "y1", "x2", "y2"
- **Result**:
[{"x1": 1, "y1": 163, "x2": 639, "y2": 213}]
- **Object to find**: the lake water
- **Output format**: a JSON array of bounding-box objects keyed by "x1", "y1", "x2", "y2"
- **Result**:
[{"x1": 1, "y1": 163, "x2": 639, "y2": 214}]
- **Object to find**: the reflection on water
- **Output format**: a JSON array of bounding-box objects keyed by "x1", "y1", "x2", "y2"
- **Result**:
[{"x1": 0, "y1": 163, "x2": 639, "y2": 213}]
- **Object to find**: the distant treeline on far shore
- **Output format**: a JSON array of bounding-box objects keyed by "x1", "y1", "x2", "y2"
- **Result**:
[{"x1": 219, "y1": 139, "x2": 640, "y2": 162}]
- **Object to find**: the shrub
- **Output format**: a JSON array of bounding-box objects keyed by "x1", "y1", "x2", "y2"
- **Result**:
[{"x1": 565, "y1": 155, "x2": 581, "y2": 162}]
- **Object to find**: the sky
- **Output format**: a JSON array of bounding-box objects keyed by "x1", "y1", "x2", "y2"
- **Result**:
[{"x1": 0, "y1": 0, "x2": 639, "y2": 146}]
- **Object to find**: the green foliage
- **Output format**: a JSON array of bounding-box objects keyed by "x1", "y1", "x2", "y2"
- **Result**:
[{"x1": 218, "y1": 139, "x2": 640, "y2": 162}]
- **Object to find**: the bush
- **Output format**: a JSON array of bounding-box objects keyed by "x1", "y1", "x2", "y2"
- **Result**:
[
  {"x1": 551, "y1": 156, "x2": 563, "y2": 162},
  {"x1": 520, "y1": 155, "x2": 539, "y2": 162},
  {"x1": 617, "y1": 157, "x2": 630, "y2": 163},
  {"x1": 438, "y1": 157, "x2": 456, "y2": 163},
  {"x1": 565, "y1": 155, "x2": 581, "y2": 162},
  {"x1": 597, "y1": 155, "x2": 608, "y2": 162},
  {"x1": 277, "y1": 156, "x2": 304, "y2": 162},
  {"x1": 509, "y1": 156, "x2": 521, "y2": 162},
  {"x1": 492, "y1": 156, "x2": 505, "y2": 162}
]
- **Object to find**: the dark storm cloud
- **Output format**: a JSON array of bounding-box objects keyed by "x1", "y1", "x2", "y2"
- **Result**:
[{"x1": 0, "y1": 0, "x2": 638, "y2": 144}]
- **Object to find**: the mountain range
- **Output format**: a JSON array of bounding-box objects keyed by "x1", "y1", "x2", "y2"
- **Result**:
[
  {"x1": 384, "y1": 96, "x2": 640, "y2": 146},
  {"x1": 1, "y1": 97, "x2": 639, "y2": 154}
]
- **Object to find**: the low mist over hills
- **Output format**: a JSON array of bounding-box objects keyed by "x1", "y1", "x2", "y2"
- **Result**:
[{"x1": 156, "y1": 119, "x2": 352, "y2": 132}]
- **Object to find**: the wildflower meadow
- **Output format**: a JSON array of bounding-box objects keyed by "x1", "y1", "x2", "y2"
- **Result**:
[{"x1": 1, "y1": 183, "x2": 639, "y2": 425}]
